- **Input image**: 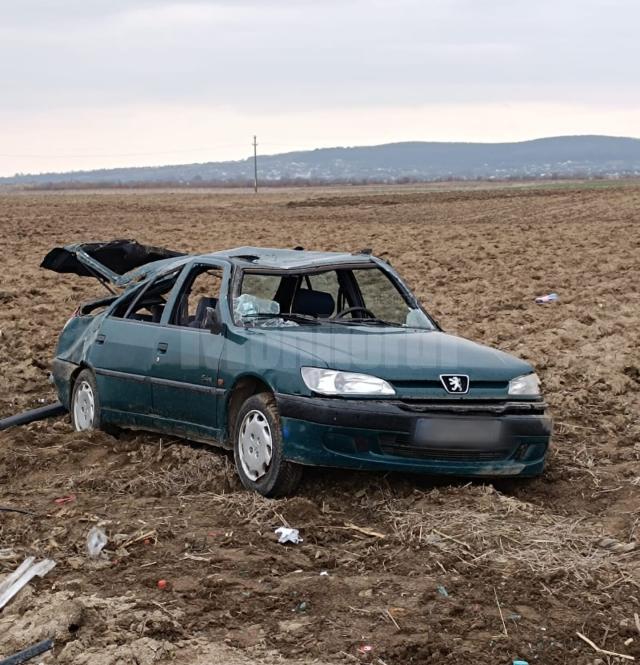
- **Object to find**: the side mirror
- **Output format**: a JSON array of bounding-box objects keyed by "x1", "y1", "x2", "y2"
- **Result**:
[{"x1": 206, "y1": 306, "x2": 227, "y2": 335}]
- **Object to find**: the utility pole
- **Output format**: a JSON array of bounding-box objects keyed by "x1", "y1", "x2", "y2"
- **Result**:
[{"x1": 252, "y1": 135, "x2": 258, "y2": 193}]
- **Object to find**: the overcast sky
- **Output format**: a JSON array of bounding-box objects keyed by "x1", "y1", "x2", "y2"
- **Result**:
[{"x1": 1, "y1": 0, "x2": 638, "y2": 176}]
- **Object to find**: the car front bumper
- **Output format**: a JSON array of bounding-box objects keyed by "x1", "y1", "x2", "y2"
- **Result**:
[{"x1": 276, "y1": 394, "x2": 552, "y2": 477}]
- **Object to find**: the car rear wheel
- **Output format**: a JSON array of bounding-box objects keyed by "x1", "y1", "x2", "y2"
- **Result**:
[
  {"x1": 233, "y1": 392, "x2": 302, "y2": 497},
  {"x1": 71, "y1": 369, "x2": 103, "y2": 432}
]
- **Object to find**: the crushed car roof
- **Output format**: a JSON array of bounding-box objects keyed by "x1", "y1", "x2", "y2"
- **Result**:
[
  {"x1": 209, "y1": 246, "x2": 375, "y2": 269},
  {"x1": 42, "y1": 240, "x2": 377, "y2": 288}
]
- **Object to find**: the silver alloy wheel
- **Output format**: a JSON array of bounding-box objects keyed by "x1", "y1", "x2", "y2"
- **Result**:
[
  {"x1": 238, "y1": 409, "x2": 273, "y2": 481},
  {"x1": 73, "y1": 380, "x2": 95, "y2": 431}
]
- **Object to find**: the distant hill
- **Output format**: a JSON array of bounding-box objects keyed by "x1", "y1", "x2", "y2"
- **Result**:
[{"x1": 3, "y1": 135, "x2": 640, "y2": 187}]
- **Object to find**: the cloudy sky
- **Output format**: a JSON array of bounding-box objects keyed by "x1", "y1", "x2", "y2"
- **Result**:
[{"x1": 1, "y1": 0, "x2": 638, "y2": 176}]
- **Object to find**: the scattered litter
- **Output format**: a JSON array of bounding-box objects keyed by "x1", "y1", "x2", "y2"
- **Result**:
[
  {"x1": 234, "y1": 293, "x2": 279, "y2": 318},
  {"x1": 436, "y1": 585, "x2": 449, "y2": 597},
  {"x1": 294, "y1": 601, "x2": 309, "y2": 613},
  {"x1": 275, "y1": 526, "x2": 303, "y2": 544},
  {"x1": 233, "y1": 294, "x2": 299, "y2": 327},
  {"x1": 139, "y1": 561, "x2": 157, "y2": 569},
  {"x1": 597, "y1": 536, "x2": 637, "y2": 553},
  {"x1": 157, "y1": 579, "x2": 168, "y2": 590},
  {"x1": 384, "y1": 608, "x2": 401, "y2": 630},
  {"x1": 343, "y1": 522, "x2": 386, "y2": 539},
  {"x1": 513, "y1": 660, "x2": 529, "y2": 665},
  {"x1": 86, "y1": 526, "x2": 108, "y2": 557},
  {"x1": 0, "y1": 557, "x2": 56, "y2": 610},
  {"x1": 208, "y1": 529, "x2": 234, "y2": 538},
  {"x1": 119, "y1": 529, "x2": 157, "y2": 550},
  {"x1": 535, "y1": 292, "x2": 559, "y2": 304},
  {"x1": 508, "y1": 612, "x2": 522, "y2": 622},
  {"x1": 576, "y1": 631, "x2": 635, "y2": 661},
  {"x1": 320, "y1": 570, "x2": 329, "y2": 576},
  {"x1": 53, "y1": 494, "x2": 76, "y2": 505},
  {"x1": 494, "y1": 586, "x2": 509, "y2": 637},
  {"x1": 183, "y1": 553, "x2": 211, "y2": 562},
  {"x1": 0, "y1": 637, "x2": 54, "y2": 665},
  {"x1": 358, "y1": 644, "x2": 373, "y2": 655},
  {"x1": 259, "y1": 317, "x2": 299, "y2": 328}
]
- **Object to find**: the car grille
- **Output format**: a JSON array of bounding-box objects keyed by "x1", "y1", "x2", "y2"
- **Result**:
[
  {"x1": 393, "y1": 399, "x2": 546, "y2": 416},
  {"x1": 392, "y1": 379, "x2": 508, "y2": 391},
  {"x1": 378, "y1": 433, "x2": 509, "y2": 462}
]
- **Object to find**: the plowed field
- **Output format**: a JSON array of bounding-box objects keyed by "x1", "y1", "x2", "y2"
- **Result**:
[{"x1": 1, "y1": 183, "x2": 639, "y2": 664}]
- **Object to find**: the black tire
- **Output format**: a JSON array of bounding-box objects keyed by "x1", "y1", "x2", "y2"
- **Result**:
[
  {"x1": 70, "y1": 369, "x2": 103, "y2": 432},
  {"x1": 233, "y1": 392, "x2": 302, "y2": 497}
]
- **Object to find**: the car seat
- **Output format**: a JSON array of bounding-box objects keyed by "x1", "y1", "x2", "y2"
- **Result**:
[
  {"x1": 189, "y1": 297, "x2": 218, "y2": 328},
  {"x1": 291, "y1": 289, "x2": 335, "y2": 318}
]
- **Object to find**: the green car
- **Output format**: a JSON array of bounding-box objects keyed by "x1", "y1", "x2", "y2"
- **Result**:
[{"x1": 44, "y1": 240, "x2": 552, "y2": 496}]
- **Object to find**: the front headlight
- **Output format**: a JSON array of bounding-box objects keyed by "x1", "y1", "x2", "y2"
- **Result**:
[
  {"x1": 301, "y1": 367, "x2": 395, "y2": 396},
  {"x1": 508, "y1": 373, "x2": 541, "y2": 396}
]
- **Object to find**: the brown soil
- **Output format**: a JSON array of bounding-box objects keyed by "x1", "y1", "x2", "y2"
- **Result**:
[{"x1": 0, "y1": 183, "x2": 638, "y2": 665}]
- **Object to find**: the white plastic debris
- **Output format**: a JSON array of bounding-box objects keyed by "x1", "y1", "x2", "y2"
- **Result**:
[
  {"x1": 233, "y1": 294, "x2": 279, "y2": 319},
  {"x1": 275, "y1": 527, "x2": 303, "y2": 545},
  {"x1": 320, "y1": 570, "x2": 329, "y2": 576},
  {"x1": 535, "y1": 292, "x2": 559, "y2": 304},
  {"x1": 86, "y1": 526, "x2": 108, "y2": 557},
  {"x1": 0, "y1": 557, "x2": 57, "y2": 609},
  {"x1": 233, "y1": 294, "x2": 298, "y2": 327}
]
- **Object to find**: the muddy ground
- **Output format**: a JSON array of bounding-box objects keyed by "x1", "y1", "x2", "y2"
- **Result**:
[{"x1": 0, "y1": 183, "x2": 638, "y2": 664}]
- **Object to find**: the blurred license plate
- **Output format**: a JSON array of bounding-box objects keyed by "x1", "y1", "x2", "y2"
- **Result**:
[{"x1": 413, "y1": 418, "x2": 502, "y2": 448}]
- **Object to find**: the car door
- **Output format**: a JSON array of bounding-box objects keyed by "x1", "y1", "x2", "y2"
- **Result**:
[
  {"x1": 87, "y1": 268, "x2": 183, "y2": 426},
  {"x1": 148, "y1": 262, "x2": 229, "y2": 439}
]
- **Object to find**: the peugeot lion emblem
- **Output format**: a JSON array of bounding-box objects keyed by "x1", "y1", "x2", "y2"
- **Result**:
[{"x1": 440, "y1": 374, "x2": 470, "y2": 394}]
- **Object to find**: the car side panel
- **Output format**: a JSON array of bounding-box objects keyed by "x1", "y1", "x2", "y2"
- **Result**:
[
  {"x1": 148, "y1": 326, "x2": 225, "y2": 434},
  {"x1": 87, "y1": 317, "x2": 155, "y2": 419},
  {"x1": 217, "y1": 328, "x2": 324, "y2": 437}
]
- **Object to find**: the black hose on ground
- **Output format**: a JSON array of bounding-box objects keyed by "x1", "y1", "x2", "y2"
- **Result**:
[
  {"x1": 0, "y1": 638, "x2": 54, "y2": 665},
  {"x1": 0, "y1": 403, "x2": 67, "y2": 432}
]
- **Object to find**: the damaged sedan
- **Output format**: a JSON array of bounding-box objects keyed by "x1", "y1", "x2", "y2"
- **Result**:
[{"x1": 43, "y1": 240, "x2": 552, "y2": 496}]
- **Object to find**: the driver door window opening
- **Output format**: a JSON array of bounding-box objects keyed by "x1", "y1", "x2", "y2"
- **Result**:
[{"x1": 171, "y1": 266, "x2": 223, "y2": 329}]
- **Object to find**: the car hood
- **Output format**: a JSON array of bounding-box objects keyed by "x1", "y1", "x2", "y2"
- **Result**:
[
  {"x1": 261, "y1": 326, "x2": 532, "y2": 383},
  {"x1": 41, "y1": 240, "x2": 185, "y2": 287}
]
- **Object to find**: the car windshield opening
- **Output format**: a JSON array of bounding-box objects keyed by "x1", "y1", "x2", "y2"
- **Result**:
[{"x1": 234, "y1": 266, "x2": 434, "y2": 329}]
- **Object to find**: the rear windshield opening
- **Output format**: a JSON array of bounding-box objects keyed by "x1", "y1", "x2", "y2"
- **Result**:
[
  {"x1": 110, "y1": 269, "x2": 183, "y2": 323},
  {"x1": 78, "y1": 296, "x2": 118, "y2": 317},
  {"x1": 234, "y1": 266, "x2": 434, "y2": 330}
]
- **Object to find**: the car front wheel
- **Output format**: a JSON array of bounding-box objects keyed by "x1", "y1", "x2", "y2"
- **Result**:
[
  {"x1": 71, "y1": 369, "x2": 102, "y2": 432},
  {"x1": 233, "y1": 392, "x2": 302, "y2": 497}
]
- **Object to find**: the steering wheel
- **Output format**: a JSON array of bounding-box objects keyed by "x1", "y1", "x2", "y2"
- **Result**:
[{"x1": 334, "y1": 306, "x2": 376, "y2": 319}]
